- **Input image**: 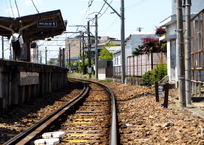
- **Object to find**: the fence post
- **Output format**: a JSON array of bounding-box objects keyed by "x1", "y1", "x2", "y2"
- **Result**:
[
  {"x1": 163, "y1": 83, "x2": 169, "y2": 108},
  {"x1": 155, "y1": 82, "x2": 159, "y2": 102}
]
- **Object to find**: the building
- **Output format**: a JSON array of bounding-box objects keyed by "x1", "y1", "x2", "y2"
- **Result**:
[
  {"x1": 65, "y1": 35, "x2": 120, "y2": 62},
  {"x1": 112, "y1": 32, "x2": 156, "y2": 78},
  {"x1": 159, "y1": 0, "x2": 204, "y2": 84}
]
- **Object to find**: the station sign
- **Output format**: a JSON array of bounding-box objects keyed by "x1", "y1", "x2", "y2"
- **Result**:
[
  {"x1": 19, "y1": 72, "x2": 39, "y2": 86},
  {"x1": 37, "y1": 21, "x2": 57, "y2": 27}
]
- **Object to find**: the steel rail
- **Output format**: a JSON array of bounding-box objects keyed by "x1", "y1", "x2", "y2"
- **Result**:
[
  {"x1": 99, "y1": 82, "x2": 118, "y2": 145},
  {"x1": 3, "y1": 81, "x2": 89, "y2": 145},
  {"x1": 3, "y1": 79, "x2": 118, "y2": 145},
  {"x1": 77, "y1": 79, "x2": 118, "y2": 145}
]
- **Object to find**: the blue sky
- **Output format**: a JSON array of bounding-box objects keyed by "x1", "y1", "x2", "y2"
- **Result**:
[{"x1": 0, "y1": 0, "x2": 171, "y2": 60}]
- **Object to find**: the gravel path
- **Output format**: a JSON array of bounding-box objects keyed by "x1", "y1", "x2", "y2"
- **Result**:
[
  {"x1": 1, "y1": 77, "x2": 204, "y2": 144},
  {"x1": 101, "y1": 81, "x2": 204, "y2": 144}
]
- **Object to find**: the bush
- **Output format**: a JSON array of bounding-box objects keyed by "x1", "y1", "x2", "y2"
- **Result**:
[
  {"x1": 141, "y1": 63, "x2": 167, "y2": 87},
  {"x1": 140, "y1": 71, "x2": 153, "y2": 87}
]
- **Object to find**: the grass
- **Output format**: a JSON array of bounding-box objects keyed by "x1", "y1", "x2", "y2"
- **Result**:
[
  {"x1": 99, "y1": 80, "x2": 112, "y2": 83},
  {"x1": 68, "y1": 72, "x2": 95, "y2": 79}
]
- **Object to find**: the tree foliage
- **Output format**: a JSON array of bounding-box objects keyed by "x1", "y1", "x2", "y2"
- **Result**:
[
  {"x1": 99, "y1": 47, "x2": 113, "y2": 61},
  {"x1": 66, "y1": 53, "x2": 94, "y2": 73}
]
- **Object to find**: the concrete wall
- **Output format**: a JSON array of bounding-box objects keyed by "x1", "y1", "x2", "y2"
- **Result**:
[
  {"x1": 98, "y1": 60, "x2": 113, "y2": 80},
  {"x1": 0, "y1": 60, "x2": 68, "y2": 114}
]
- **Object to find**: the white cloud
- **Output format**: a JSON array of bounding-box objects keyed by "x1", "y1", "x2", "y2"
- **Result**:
[{"x1": 24, "y1": 0, "x2": 43, "y2": 6}]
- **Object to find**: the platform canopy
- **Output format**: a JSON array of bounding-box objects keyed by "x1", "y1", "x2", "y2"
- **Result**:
[{"x1": 0, "y1": 10, "x2": 66, "y2": 41}]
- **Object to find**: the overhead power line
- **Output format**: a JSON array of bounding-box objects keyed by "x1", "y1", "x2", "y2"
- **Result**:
[
  {"x1": 31, "y1": 0, "x2": 40, "y2": 14},
  {"x1": 98, "y1": 2, "x2": 106, "y2": 15},
  {"x1": 9, "y1": 0, "x2": 15, "y2": 17},
  {"x1": 125, "y1": 0, "x2": 149, "y2": 10},
  {"x1": 76, "y1": 7, "x2": 90, "y2": 32},
  {"x1": 88, "y1": 0, "x2": 94, "y2": 7},
  {"x1": 103, "y1": 0, "x2": 119, "y2": 17},
  {"x1": 14, "y1": 0, "x2": 21, "y2": 18}
]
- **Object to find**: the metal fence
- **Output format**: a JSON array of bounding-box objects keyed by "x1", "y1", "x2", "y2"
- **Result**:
[{"x1": 127, "y1": 52, "x2": 167, "y2": 77}]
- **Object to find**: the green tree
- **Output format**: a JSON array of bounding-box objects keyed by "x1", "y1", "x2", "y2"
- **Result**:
[
  {"x1": 68, "y1": 53, "x2": 94, "y2": 73},
  {"x1": 99, "y1": 47, "x2": 113, "y2": 61},
  {"x1": 105, "y1": 42, "x2": 116, "y2": 47}
]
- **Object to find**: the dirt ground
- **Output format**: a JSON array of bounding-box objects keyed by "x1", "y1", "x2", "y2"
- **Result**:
[
  {"x1": 1, "y1": 73, "x2": 204, "y2": 144},
  {"x1": 69, "y1": 72, "x2": 204, "y2": 144}
]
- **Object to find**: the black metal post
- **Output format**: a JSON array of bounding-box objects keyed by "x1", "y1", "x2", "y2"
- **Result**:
[
  {"x1": 155, "y1": 82, "x2": 159, "y2": 102},
  {"x1": 163, "y1": 83, "x2": 169, "y2": 108}
]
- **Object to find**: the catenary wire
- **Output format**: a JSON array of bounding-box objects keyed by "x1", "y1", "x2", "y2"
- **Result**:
[
  {"x1": 76, "y1": 7, "x2": 91, "y2": 32},
  {"x1": 75, "y1": 0, "x2": 111, "y2": 34},
  {"x1": 14, "y1": 0, "x2": 21, "y2": 18},
  {"x1": 9, "y1": 0, "x2": 15, "y2": 17},
  {"x1": 125, "y1": 0, "x2": 149, "y2": 10},
  {"x1": 88, "y1": 0, "x2": 94, "y2": 7},
  {"x1": 98, "y1": 0, "x2": 113, "y2": 19},
  {"x1": 31, "y1": 0, "x2": 40, "y2": 13}
]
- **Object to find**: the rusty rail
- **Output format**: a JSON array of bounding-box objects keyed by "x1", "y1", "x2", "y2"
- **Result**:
[
  {"x1": 4, "y1": 79, "x2": 118, "y2": 145},
  {"x1": 3, "y1": 81, "x2": 89, "y2": 145},
  {"x1": 80, "y1": 79, "x2": 118, "y2": 145}
]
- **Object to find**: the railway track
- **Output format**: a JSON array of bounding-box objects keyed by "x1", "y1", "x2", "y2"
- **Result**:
[{"x1": 3, "y1": 79, "x2": 118, "y2": 145}]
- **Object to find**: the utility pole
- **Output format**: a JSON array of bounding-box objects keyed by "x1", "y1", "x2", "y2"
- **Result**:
[
  {"x1": 40, "y1": 51, "x2": 42, "y2": 63},
  {"x1": 184, "y1": 0, "x2": 192, "y2": 104},
  {"x1": 69, "y1": 44, "x2": 71, "y2": 67},
  {"x1": 59, "y1": 47, "x2": 61, "y2": 66},
  {"x1": 80, "y1": 34, "x2": 82, "y2": 57},
  {"x1": 62, "y1": 48, "x2": 65, "y2": 67},
  {"x1": 37, "y1": 49, "x2": 38, "y2": 63},
  {"x1": 45, "y1": 47, "x2": 47, "y2": 65},
  {"x1": 87, "y1": 21, "x2": 92, "y2": 79},
  {"x1": 95, "y1": 14, "x2": 98, "y2": 79},
  {"x1": 103, "y1": 0, "x2": 125, "y2": 83},
  {"x1": 121, "y1": 0, "x2": 125, "y2": 83},
  {"x1": 2, "y1": 36, "x2": 4, "y2": 59},
  {"x1": 137, "y1": 27, "x2": 143, "y2": 32},
  {"x1": 82, "y1": 32, "x2": 85, "y2": 74},
  {"x1": 176, "y1": 0, "x2": 186, "y2": 107}
]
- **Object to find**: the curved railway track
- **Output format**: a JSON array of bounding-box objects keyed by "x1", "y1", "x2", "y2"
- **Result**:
[{"x1": 3, "y1": 79, "x2": 118, "y2": 145}]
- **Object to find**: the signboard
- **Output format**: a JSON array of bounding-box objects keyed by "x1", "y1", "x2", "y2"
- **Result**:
[
  {"x1": 20, "y1": 72, "x2": 39, "y2": 86},
  {"x1": 88, "y1": 67, "x2": 92, "y2": 74},
  {"x1": 37, "y1": 21, "x2": 57, "y2": 27},
  {"x1": 158, "y1": 86, "x2": 163, "y2": 97}
]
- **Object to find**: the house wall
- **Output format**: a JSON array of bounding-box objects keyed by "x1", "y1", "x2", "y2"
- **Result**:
[
  {"x1": 113, "y1": 51, "x2": 122, "y2": 78},
  {"x1": 65, "y1": 38, "x2": 82, "y2": 60},
  {"x1": 167, "y1": 23, "x2": 177, "y2": 35},
  {"x1": 169, "y1": 40, "x2": 177, "y2": 81},
  {"x1": 161, "y1": 0, "x2": 204, "y2": 82},
  {"x1": 127, "y1": 33, "x2": 155, "y2": 54},
  {"x1": 124, "y1": 33, "x2": 156, "y2": 77}
]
